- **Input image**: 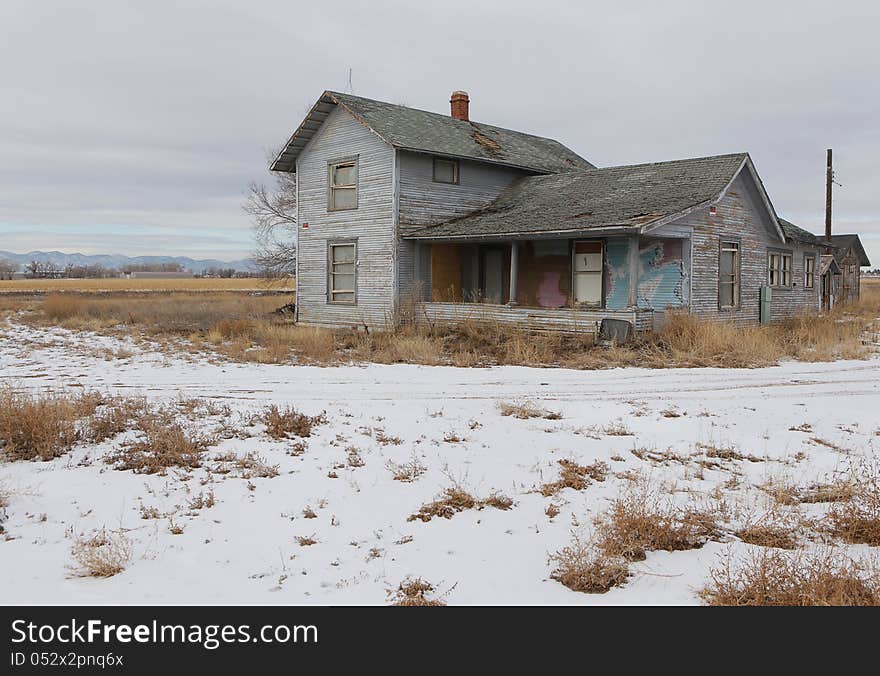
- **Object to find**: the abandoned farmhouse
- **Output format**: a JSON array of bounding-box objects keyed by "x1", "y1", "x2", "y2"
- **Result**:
[{"x1": 271, "y1": 90, "x2": 869, "y2": 333}]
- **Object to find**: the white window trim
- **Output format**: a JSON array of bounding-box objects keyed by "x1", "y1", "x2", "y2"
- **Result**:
[
  {"x1": 327, "y1": 240, "x2": 357, "y2": 305},
  {"x1": 768, "y1": 250, "x2": 793, "y2": 288},
  {"x1": 327, "y1": 157, "x2": 358, "y2": 212},
  {"x1": 719, "y1": 240, "x2": 740, "y2": 309},
  {"x1": 804, "y1": 254, "x2": 816, "y2": 290}
]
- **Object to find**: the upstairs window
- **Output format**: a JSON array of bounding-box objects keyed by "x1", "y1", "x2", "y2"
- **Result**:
[
  {"x1": 328, "y1": 159, "x2": 357, "y2": 211},
  {"x1": 804, "y1": 255, "x2": 815, "y2": 289},
  {"x1": 768, "y1": 252, "x2": 792, "y2": 287},
  {"x1": 328, "y1": 241, "x2": 356, "y2": 304},
  {"x1": 719, "y1": 241, "x2": 740, "y2": 308},
  {"x1": 433, "y1": 157, "x2": 459, "y2": 184}
]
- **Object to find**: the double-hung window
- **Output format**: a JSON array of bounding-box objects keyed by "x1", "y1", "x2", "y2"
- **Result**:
[
  {"x1": 328, "y1": 242, "x2": 356, "y2": 304},
  {"x1": 768, "y1": 252, "x2": 792, "y2": 287},
  {"x1": 719, "y1": 241, "x2": 740, "y2": 308},
  {"x1": 328, "y1": 159, "x2": 357, "y2": 211},
  {"x1": 804, "y1": 255, "x2": 815, "y2": 289}
]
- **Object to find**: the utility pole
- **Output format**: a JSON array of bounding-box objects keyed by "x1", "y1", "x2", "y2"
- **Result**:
[{"x1": 825, "y1": 148, "x2": 833, "y2": 242}]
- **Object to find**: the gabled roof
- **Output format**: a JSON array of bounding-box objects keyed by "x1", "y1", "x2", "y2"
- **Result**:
[
  {"x1": 819, "y1": 254, "x2": 841, "y2": 276},
  {"x1": 406, "y1": 153, "x2": 782, "y2": 240},
  {"x1": 270, "y1": 91, "x2": 594, "y2": 174},
  {"x1": 778, "y1": 218, "x2": 820, "y2": 245},
  {"x1": 827, "y1": 234, "x2": 871, "y2": 266}
]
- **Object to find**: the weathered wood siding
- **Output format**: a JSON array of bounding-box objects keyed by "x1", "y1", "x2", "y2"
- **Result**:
[
  {"x1": 667, "y1": 173, "x2": 820, "y2": 324},
  {"x1": 397, "y1": 151, "x2": 527, "y2": 227},
  {"x1": 397, "y1": 151, "x2": 528, "y2": 302},
  {"x1": 296, "y1": 106, "x2": 396, "y2": 329},
  {"x1": 418, "y1": 302, "x2": 654, "y2": 334}
]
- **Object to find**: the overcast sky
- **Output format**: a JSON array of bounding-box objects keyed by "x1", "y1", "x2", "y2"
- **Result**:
[{"x1": 1, "y1": 0, "x2": 878, "y2": 264}]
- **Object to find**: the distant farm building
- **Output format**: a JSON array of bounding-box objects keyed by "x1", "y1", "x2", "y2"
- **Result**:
[{"x1": 125, "y1": 271, "x2": 194, "y2": 279}]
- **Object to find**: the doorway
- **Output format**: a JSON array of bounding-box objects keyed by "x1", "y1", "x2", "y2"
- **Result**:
[
  {"x1": 573, "y1": 241, "x2": 603, "y2": 306},
  {"x1": 481, "y1": 247, "x2": 505, "y2": 304}
]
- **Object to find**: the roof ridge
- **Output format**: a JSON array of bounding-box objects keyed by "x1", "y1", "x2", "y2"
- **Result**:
[{"x1": 327, "y1": 90, "x2": 578, "y2": 148}]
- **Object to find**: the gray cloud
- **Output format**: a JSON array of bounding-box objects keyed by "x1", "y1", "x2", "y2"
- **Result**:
[{"x1": 1, "y1": 0, "x2": 877, "y2": 264}]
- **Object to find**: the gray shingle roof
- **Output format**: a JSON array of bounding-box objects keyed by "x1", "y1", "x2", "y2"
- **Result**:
[
  {"x1": 271, "y1": 91, "x2": 594, "y2": 174},
  {"x1": 828, "y1": 234, "x2": 871, "y2": 266},
  {"x1": 406, "y1": 153, "x2": 749, "y2": 240},
  {"x1": 778, "y1": 218, "x2": 820, "y2": 245}
]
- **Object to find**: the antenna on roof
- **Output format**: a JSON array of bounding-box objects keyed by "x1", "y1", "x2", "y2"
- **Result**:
[{"x1": 346, "y1": 68, "x2": 353, "y2": 94}]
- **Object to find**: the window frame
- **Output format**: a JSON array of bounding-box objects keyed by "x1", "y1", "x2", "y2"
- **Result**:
[
  {"x1": 718, "y1": 238, "x2": 741, "y2": 310},
  {"x1": 326, "y1": 239, "x2": 357, "y2": 305},
  {"x1": 432, "y1": 157, "x2": 460, "y2": 185},
  {"x1": 768, "y1": 249, "x2": 793, "y2": 288},
  {"x1": 327, "y1": 156, "x2": 359, "y2": 212},
  {"x1": 804, "y1": 254, "x2": 816, "y2": 290}
]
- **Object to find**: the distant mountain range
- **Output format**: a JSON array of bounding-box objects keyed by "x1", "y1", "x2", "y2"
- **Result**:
[{"x1": 0, "y1": 250, "x2": 256, "y2": 273}]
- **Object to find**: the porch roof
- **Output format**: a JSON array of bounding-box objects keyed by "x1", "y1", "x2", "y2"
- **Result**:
[{"x1": 404, "y1": 153, "x2": 750, "y2": 241}]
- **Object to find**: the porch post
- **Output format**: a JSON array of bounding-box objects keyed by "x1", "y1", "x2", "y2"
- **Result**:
[
  {"x1": 628, "y1": 234, "x2": 640, "y2": 308},
  {"x1": 508, "y1": 240, "x2": 519, "y2": 305}
]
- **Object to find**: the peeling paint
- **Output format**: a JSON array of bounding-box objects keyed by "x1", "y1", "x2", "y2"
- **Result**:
[
  {"x1": 637, "y1": 238, "x2": 685, "y2": 310},
  {"x1": 604, "y1": 239, "x2": 631, "y2": 310}
]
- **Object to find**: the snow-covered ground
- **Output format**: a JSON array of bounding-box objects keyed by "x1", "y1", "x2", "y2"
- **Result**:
[{"x1": 1, "y1": 320, "x2": 878, "y2": 605}]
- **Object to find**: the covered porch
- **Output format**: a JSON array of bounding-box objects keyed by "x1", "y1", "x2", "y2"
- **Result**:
[{"x1": 408, "y1": 233, "x2": 689, "y2": 335}]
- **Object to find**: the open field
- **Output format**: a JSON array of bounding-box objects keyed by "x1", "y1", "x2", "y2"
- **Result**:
[
  {"x1": 0, "y1": 280, "x2": 876, "y2": 369},
  {"x1": 0, "y1": 277, "x2": 294, "y2": 293},
  {"x1": 1, "y1": 319, "x2": 879, "y2": 604}
]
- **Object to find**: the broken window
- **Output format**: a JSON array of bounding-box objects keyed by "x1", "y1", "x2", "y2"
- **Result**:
[
  {"x1": 328, "y1": 242, "x2": 356, "y2": 303},
  {"x1": 804, "y1": 254, "x2": 815, "y2": 289},
  {"x1": 768, "y1": 252, "x2": 792, "y2": 287},
  {"x1": 328, "y1": 159, "x2": 357, "y2": 211},
  {"x1": 719, "y1": 241, "x2": 739, "y2": 308},
  {"x1": 433, "y1": 157, "x2": 459, "y2": 184}
]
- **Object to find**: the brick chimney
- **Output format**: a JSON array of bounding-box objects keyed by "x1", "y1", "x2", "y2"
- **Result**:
[{"x1": 450, "y1": 91, "x2": 469, "y2": 121}]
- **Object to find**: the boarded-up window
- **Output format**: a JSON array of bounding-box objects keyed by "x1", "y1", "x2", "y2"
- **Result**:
[
  {"x1": 719, "y1": 241, "x2": 739, "y2": 308},
  {"x1": 433, "y1": 158, "x2": 459, "y2": 184},
  {"x1": 573, "y1": 241, "x2": 603, "y2": 306},
  {"x1": 769, "y1": 252, "x2": 792, "y2": 287},
  {"x1": 328, "y1": 159, "x2": 357, "y2": 211},
  {"x1": 804, "y1": 255, "x2": 815, "y2": 289},
  {"x1": 328, "y1": 242, "x2": 356, "y2": 303}
]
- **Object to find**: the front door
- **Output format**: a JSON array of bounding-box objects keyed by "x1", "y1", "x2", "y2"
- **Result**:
[
  {"x1": 481, "y1": 248, "x2": 504, "y2": 303},
  {"x1": 573, "y1": 241, "x2": 603, "y2": 306}
]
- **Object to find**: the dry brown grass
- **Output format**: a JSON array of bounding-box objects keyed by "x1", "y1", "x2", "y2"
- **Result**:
[
  {"x1": 594, "y1": 488, "x2": 719, "y2": 562},
  {"x1": 5, "y1": 275, "x2": 876, "y2": 371},
  {"x1": 0, "y1": 277, "x2": 289, "y2": 293},
  {"x1": 6, "y1": 284, "x2": 874, "y2": 369},
  {"x1": 498, "y1": 401, "x2": 562, "y2": 420},
  {"x1": 389, "y1": 577, "x2": 447, "y2": 606},
  {"x1": 826, "y1": 467, "x2": 880, "y2": 545},
  {"x1": 261, "y1": 405, "x2": 327, "y2": 439},
  {"x1": 701, "y1": 548, "x2": 880, "y2": 606},
  {"x1": 408, "y1": 486, "x2": 513, "y2": 522},
  {"x1": 386, "y1": 456, "x2": 427, "y2": 482},
  {"x1": 736, "y1": 508, "x2": 801, "y2": 550},
  {"x1": 86, "y1": 397, "x2": 149, "y2": 443},
  {"x1": 549, "y1": 536, "x2": 630, "y2": 594},
  {"x1": 69, "y1": 528, "x2": 132, "y2": 578},
  {"x1": 0, "y1": 388, "x2": 102, "y2": 461},
  {"x1": 105, "y1": 418, "x2": 212, "y2": 474},
  {"x1": 539, "y1": 459, "x2": 608, "y2": 496}
]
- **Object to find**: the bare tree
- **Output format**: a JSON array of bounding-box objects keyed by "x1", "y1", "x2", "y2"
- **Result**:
[
  {"x1": 244, "y1": 157, "x2": 296, "y2": 281},
  {"x1": 0, "y1": 259, "x2": 18, "y2": 280}
]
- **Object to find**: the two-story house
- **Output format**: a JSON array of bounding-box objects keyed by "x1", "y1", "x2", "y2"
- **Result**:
[{"x1": 270, "y1": 90, "x2": 868, "y2": 332}]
